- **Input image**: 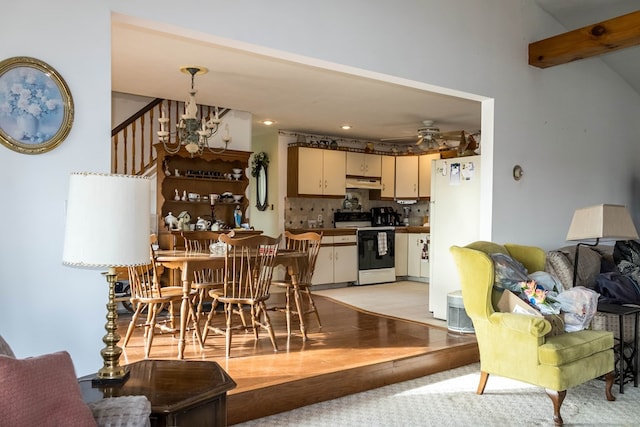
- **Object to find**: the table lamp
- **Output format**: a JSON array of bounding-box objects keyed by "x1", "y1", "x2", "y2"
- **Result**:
[
  {"x1": 63, "y1": 172, "x2": 150, "y2": 385},
  {"x1": 566, "y1": 204, "x2": 638, "y2": 287}
]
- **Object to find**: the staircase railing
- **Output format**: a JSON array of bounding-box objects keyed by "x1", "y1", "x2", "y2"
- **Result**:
[{"x1": 111, "y1": 98, "x2": 229, "y2": 176}]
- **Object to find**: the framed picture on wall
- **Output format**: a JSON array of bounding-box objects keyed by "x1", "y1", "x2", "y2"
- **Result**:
[{"x1": 0, "y1": 56, "x2": 74, "y2": 154}]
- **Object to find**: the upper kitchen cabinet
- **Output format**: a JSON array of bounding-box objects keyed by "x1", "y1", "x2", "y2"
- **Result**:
[
  {"x1": 346, "y1": 152, "x2": 381, "y2": 177},
  {"x1": 380, "y1": 155, "x2": 395, "y2": 198},
  {"x1": 288, "y1": 146, "x2": 346, "y2": 197},
  {"x1": 418, "y1": 153, "x2": 440, "y2": 198},
  {"x1": 395, "y1": 155, "x2": 419, "y2": 199}
]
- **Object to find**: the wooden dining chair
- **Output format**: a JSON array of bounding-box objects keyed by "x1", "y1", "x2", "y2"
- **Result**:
[
  {"x1": 181, "y1": 231, "x2": 228, "y2": 326},
  {"x1": 123, "y1": 234, "x2": 199, "y2": 358},
  {"x1": 271, "y1": 231, "x2": 323, "y2": 339},
  {"x1": 202, "y1": 234, "x2": 280, "y2": 358}
]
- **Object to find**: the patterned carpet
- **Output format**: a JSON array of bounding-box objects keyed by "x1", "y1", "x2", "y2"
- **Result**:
[
  {"x1": 314, "y1": 281, "x2": 447, "y2": 328},
  {"x1": 238, "y1": 282, "x2": 640, "y2": 426},
  {"x1": 236, "y1": 362, "x2": 640, "y2": 426}
]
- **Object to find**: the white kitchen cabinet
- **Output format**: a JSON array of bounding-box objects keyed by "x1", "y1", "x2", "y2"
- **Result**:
[
  {"x1": 395, "y1": 156, "x2": 419, "y2": 198},
  {"x1": 289, "y1": 146, "x2": 346, "y2": 197},
  {"x1": 380, "y1": 155, "x2": 395, "y2": 198},
  {"x1": 418, "y1": 153, "x2": 439, "y2": 198},
  {"x1": 394, "y1": 232, "x2": 408, "y2": 276},
  {"x1": 346, "y1": 152, "x2": 382, "y2": 177},
  {"x1": 313, "y1": 245, "x2": 335, "y2": 285},
  {"x1": 333, "y1": 243, "x2": 358, "y2": 283},
  {"x1": 312, "y1": 235, "x2": 357, "y2": 285},
  {"x1": 407, "y1": 233, "x2": 429, "y2": 279}
]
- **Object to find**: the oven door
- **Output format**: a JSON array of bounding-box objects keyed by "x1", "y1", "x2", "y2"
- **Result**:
[{"x1": 357, "y1": 229, "x2": 395, "y2": 271}]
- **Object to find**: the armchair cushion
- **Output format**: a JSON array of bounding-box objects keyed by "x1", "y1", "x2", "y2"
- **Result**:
[
  {"x1": 0, "y1": 351, "x2": 97, "y2": 427},
  {"x1": 539, "y1": 329, "x2": 614, "y2": 366}
]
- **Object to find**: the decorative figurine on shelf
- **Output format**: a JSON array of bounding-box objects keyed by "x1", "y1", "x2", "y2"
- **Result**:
[
  {"x1": 196, "y1": 217, "x2": 212, "y2": 231},
  {"x1": 234, "y1": 205, "x2": 242, "y2": 228},
  {"x1": 164, "y1": 212, "x2": 178, "y2": 230},
  {"x1": 181, "y1": 190, "x2": 187, "y2": 201},
  {"x1": 174, "y1": 189, "x2": 180, "y2": 201},
  {"x1": 177, "y1": 211, "x2": 191, "y2": 231}
]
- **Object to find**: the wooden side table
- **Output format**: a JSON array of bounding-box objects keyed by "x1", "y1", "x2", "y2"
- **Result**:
[
  {"x1": 79, "y1": 360, "x2": 236, "y2": 427},
  {"x1": 597, "y1": 303, "x2": 640, "y2": 394}
]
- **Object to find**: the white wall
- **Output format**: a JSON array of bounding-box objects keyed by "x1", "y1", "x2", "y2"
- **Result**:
[
  {"x1": 0, "y1": 1, "x2": 112, "y2": 373},
  {"x1": 248, "y1": 129, "x2": 280, "y2": 237},
  {"x1": 2, "y1": 0, "x2": 640, "y2": 374}
]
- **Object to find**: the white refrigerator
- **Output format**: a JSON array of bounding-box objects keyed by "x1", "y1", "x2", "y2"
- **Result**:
[{"x1": 429, "y1": 155, "x2": 482, "y2": 320}]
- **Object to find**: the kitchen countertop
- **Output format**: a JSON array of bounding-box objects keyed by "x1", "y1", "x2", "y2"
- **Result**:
[
  {"x1": 286, "y1": 227, "x2": 356, "y2": 236},
  {"x1": 395, "y1": 226, "x2": 430, "y2": 233},
  {"x1": 286, "y1": 225, "x2": 430, "y2": 235}
]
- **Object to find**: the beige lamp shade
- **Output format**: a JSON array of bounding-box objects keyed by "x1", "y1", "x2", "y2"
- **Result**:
[
  {"x1": 63, "y1": 172, "x2": 151, "y2": 268},
  {"x1": 566, "y1": 204, "x2": 638, "y2": 242}
]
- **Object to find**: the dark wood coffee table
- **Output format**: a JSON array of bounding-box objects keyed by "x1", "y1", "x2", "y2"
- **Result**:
[{"x1": 79, "y1": 360, "x2": 236, "y2": 427}]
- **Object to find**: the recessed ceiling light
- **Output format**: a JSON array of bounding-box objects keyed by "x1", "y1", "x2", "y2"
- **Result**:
[
  {"x1": 341, "y1": 124, "x2": 352, "y2": 130},
  {"x1": 262, "y1": 120, "x2": 274, "y2": 126}
]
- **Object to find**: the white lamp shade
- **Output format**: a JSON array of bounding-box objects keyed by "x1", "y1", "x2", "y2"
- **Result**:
[
  {"x1": 566, "y1": 204, "x2": 639, "y2": 241},
  {"x1": 63, "y1": 172, "x2": 151, "y2": 268}
]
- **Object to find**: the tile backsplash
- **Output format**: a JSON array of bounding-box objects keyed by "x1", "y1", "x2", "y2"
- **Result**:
[{"x1": 285, "y1": 190, "x2": 430, "y2": 228}]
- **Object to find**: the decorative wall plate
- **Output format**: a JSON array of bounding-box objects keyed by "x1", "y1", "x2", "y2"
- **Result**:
[{"x1": 0, "y1": 56, "x2": 74, "y2": 154}]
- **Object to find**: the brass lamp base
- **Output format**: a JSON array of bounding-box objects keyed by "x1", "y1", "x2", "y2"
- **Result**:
[
  {"x1": 92, "y1": 268, "x2": 129, "y2": 387},
  {"x1": 92, "y1": 368, "x2": 130, "y2": 386}
]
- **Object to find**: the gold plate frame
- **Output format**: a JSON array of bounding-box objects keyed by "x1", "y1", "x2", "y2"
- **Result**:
[{"x1": 0, "y1": 56, "x2": 74, "y2": 154}]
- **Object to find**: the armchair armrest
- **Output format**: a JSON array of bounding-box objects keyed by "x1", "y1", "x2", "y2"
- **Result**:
[{"x1": 490, "y1": 312, "x2": 551, "y2": 337}]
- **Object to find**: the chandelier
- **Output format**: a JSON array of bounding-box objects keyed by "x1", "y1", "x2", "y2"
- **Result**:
[{"x1": 157, "y1": 66, "x2": 231, "y2": 156}]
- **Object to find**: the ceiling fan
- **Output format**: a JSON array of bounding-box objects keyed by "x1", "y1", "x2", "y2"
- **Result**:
[{"x1": 381, "y1": 120, "x2": 466, "y2": 149}]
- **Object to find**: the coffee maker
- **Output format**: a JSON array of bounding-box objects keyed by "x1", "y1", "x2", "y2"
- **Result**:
[{"x1": 371, "y1": 207, "x2": 400, "y2": 226}]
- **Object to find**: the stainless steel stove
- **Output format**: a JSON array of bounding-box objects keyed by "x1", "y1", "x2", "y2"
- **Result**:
[{"x1": 334, "y1": 211, "x2": 396, "y2": 285}]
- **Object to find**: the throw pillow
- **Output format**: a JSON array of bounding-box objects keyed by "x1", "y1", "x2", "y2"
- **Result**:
[
  {"x1": 545, "y1": 246, "x2": 602, "y2": 290},
  {"x1": 545, "y1": 250, "x2": 574, "y2": 291},
  {"x1": 0, "y1": 351, "x2": 97, "y2": 427}
]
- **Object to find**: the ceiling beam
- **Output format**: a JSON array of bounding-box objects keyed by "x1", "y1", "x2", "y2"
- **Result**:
[{"x1": 529, "y1": 10, "x2": 640, "y2": 69}]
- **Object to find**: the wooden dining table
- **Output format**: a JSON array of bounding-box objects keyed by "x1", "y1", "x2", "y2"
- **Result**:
[{"x1": 154, "y1": 248, "x2": 308, "y2": 359}]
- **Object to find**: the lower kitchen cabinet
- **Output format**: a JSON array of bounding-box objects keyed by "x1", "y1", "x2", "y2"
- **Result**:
[
  {"x1": 395, "y1": 233, "x2": 408, "y2": 276},
  {"x1": 312, "y1": 235, "x2": 357, "y2": 285},
  {"x1": 407, "y1": 233, "x2": 430, "y2": 280}
]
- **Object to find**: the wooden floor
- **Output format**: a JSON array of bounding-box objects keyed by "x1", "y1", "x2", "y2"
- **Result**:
[{"x1": 117, "y1": 291, "x2": 479, "y2": 425}]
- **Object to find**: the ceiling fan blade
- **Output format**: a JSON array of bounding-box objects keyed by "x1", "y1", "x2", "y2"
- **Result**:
[
  {"x1": 415, "y1": 135, "x2": 424, "y2": 145},
  {"x1": 380, "y1": 136, "x2": 416, "y2": 142},
  {"x1": 438, "y1": 130, "x2": 464, "y2": 141}
]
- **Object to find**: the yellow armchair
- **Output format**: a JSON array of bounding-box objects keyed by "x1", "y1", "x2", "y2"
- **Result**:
[{"x1": 450, "y1": 241, "x2": 615, "y2": 426}]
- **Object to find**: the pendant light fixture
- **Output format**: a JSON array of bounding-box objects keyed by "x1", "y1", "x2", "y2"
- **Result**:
[{"x1": 157, "y1": 66, "x2": 231, "y2": 156}]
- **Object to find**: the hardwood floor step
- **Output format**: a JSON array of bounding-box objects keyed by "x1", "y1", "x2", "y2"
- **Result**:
[{"x1": 117, "y1": 291, "x2": 479, "y2": 424}]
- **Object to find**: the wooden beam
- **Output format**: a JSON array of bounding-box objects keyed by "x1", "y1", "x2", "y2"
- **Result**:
[{"x1": 529, "y1": 10, "x2": 640, "y2": 68}]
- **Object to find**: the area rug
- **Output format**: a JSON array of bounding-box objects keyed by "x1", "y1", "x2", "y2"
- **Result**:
[
  {"x1": 235, "y1": 362, "x2": 640, "y2": 426},
  {"x1": 314, "y1": 281, "x2": 447, "y2": 328}
]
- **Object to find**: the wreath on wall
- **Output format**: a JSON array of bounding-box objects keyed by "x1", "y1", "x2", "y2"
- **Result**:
[{"x1": 251, "y1": 152, "x2": 269, "y2": 177}]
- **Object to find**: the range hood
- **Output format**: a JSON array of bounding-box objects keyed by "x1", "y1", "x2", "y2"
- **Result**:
[{"x1": 345, "y1": 177, "x2": 383, "y2": 190}]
